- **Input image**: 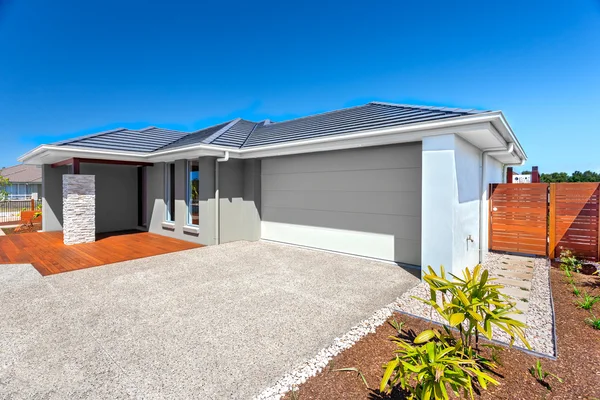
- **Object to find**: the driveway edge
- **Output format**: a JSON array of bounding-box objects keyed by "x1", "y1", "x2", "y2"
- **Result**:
[{"x1": 254, "y1": 298, "x2": 403, "y2": 400}]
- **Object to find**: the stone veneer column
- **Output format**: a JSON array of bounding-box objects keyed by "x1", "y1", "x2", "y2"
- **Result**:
[{"x1": 62, "y1": 174, "x2": 95, "y2": 245}]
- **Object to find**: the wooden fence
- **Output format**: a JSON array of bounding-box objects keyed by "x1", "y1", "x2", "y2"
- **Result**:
[{"x1": 490, "y1": 182, "x2": 600, "y2": 260}]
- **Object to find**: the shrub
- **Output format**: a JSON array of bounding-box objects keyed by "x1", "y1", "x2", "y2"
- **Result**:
[
  {"x1": 585, "y1": 313, "x2": 600, "y2": 330},
  {"x1": 529, "y1": 360, "x2": 563, "y2": 391},
  {"x1": 380, "y1": 329, "x2": 498, "y2": 399},
  {"x1": 560, "y1": 249, "x2": 581, "y2": 273},
  {"x1": 576, "y1": 292, "x2": 600, "y2": 310},
  {"x1": 416, "y1": 265, "x2": 530, "y2": 349}
]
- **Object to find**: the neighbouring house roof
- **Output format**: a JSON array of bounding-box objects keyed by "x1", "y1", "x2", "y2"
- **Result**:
[
  {"x1": 53, "y1": 102, "x2": 490, "y2": 152},
  {"x1": 0, "y1": 164, "x2": 42, "y2": 183}
]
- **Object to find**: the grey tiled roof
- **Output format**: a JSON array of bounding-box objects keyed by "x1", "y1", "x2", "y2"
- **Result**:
[
  {"x1": 54, "y1": 102, "x2": 490, "y2": 153},
  {"x1": 243, "y1": 102, "x2": 487, "y2": 148},
  {"x1": 55, "y1": 127, "x2": 189, "y2": 152},
  {"x1": 156, "y1": 121, "x2": 234, "y2": 151}
]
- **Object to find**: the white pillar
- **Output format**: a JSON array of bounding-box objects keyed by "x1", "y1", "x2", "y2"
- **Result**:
[
  {"x1": 421, "y1": 135, "x2": 457, "y2": 276},
  {"x1": 421, "y1": 134, "x2": 483, "y2": 277},
  {"x1": 62, "y1": 174, "x2": 95, "y2": 245}
]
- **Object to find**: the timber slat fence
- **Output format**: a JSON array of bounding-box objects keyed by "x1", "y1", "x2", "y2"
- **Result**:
[{"x1": 490, "y1": 182, "x2": 600, "y2": 260}]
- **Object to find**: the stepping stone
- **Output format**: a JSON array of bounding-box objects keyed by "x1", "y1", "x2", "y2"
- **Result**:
[
  {"x1": 500, "y1": 286, "x2": 532, "y2": 300},
  {"x1": 495, "y1": 277, "x2": 532, "y2": 290},
  {"x1": 513, "y1": 300, "x2": 530, "y2": 314},
  {"x1": 495, "y1": 270, "x2": 532, "y2": 281},
  {"x1": 511, "y1": 312, "x2": 528, "y2": 325}
]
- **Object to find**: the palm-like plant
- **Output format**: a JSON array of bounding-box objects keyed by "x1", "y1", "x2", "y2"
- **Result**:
[
  {"x1": 380, "y1": 329, "x2": 498, "y2": 399},
  {"x1": 416, "y1": 265, "x2": 530, "y2": 349}
]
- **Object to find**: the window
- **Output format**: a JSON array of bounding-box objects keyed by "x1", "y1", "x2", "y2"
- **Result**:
[
  {"x1": 165, "y1": 163, "x2": 176, "y2": 222},
  {"x1": 187, "y1": 160, "x2": 199, "y2": 225}
]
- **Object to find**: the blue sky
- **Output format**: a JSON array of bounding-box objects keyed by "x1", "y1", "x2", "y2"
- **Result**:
[{"x1": 0, "y1": 0, "x2": 599, "y2": 173}]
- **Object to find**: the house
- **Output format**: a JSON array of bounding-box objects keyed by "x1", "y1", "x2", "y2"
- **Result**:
[
  {"x1": 512, "y1": 174, "x2": 532, "y2": 184},
  {"x1": 18, "y1": 102, "x2": 526, "y2": 275},
  {"x1": 0, "y1": 164, "x2": 42, "y2": 200}
]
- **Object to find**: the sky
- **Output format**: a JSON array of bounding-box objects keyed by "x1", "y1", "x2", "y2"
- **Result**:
[{"x1": 0, "y1": 0, "x2": 599, "y2": 173}]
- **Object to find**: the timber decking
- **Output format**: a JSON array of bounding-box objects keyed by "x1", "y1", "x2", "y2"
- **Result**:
[{"x1": 0, "y1": 230, "x2": 202, "y2": 276}]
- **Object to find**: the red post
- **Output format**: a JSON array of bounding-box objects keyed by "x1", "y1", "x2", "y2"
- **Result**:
[
  {"x1": 30, "y1": 198, "x2": 35, "y2": 210},
  {"x1": 507, "y1": 167, "x2": 514, "y2": 183},
  {"x1": 531, "y1": 166, "x2": 540, "y2": 183}
]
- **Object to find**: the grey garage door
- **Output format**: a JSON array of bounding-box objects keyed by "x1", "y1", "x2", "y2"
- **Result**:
[{"x1": 261, "y1": 143, "x2": 422, "y2": 266}]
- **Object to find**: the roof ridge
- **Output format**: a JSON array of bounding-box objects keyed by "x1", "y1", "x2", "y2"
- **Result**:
[
  {"x1": 53, "y1": 127, "x2": 128, "y2": 146},
  {"x1": 202, "y1": 118, "x2": 242, "y2": 144},
  {"x1": 239, "y1": 121, "x2": 263, "y2": 148},
  {"x1": 369, "y1": 101, "x2": 489, "y2": 115},
  {"x1": 265, "y1": 103, "x2": 371, "y2": 126}
]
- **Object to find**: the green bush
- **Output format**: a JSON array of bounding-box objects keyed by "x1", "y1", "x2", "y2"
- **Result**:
[
  {"x1": 380, "y1": 328, "x2": 498, "y2": 399},
  {"x1": 560, "y1": 249, "x2": 581, "y2": 273}
]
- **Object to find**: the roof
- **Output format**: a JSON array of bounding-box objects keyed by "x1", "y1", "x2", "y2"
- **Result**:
[
  {"x1": 55, "y1": 127, "x2": 190, "y2": 152},
  {"x1": 53, "y1": 102, "x2": 491, "y2": 153},
  {"x1": 1, "y1": 164, "x2": 42, "y2": 183}
]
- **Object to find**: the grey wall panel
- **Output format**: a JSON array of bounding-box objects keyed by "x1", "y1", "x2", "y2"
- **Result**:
[
  {"x1": 261, "y1": 143, "x2": 422, "y2": 265},
  {"x1": 80, "y1": 164, "x2": 138, "y2": 233},
  {"x1": 261, "y1": 143, "x2": 423, "y2": 174},
  {"x1": 262, "y1": 190, "x2": 421, "y2": 217},
  {"x1": 218, "y1": 159, "x2": 262, "y2": 244},
  {"x1": 42, "y1": 164, "x2": 67, "y2": 232},
  {"x1": 262, "y1": 168, "x2": 421, "y2": 193},
  {"x1": 145, "y1": 157, "x2": 261, "y2": 246}
]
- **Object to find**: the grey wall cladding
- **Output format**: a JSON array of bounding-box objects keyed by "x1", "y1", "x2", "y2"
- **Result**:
[{"x1": 261, "y1": 143, "x2": 422, "y2": 265}]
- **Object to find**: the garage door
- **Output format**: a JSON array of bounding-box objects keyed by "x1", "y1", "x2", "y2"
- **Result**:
[{"x1": 261, "y1": 143, "x2": 422, "y2": 265}]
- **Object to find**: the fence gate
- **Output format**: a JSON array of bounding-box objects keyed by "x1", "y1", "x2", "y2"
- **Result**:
[
  {"x1": 549, "y1": 183, "x2": 600, "y2": 259},
  {"x1": 489, "y1": 183, "x2": 549, "y2": 256}
]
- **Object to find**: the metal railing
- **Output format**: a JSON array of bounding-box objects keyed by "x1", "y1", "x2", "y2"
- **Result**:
[{"x1": 0, "y1": 199, "x2": 42, "y2": 224}]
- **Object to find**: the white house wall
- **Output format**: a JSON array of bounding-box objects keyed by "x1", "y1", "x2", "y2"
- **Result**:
[{"x1": 421, "y1": 134, "x2": 504, "y2": 276}]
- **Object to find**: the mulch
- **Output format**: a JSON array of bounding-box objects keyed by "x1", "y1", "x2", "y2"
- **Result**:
[{"x1": 285, "y1": 266, "x2": 600, "y2": 399}]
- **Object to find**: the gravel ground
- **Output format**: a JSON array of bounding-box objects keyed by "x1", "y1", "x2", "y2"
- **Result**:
[
  {"x1": 0, "y1": 241, "x2": 419, "y2": 400},
  {"x1": 395, "y1": 253, "x2": 555, "y2": 356},
  {"x1": 261, "y1": 253, "x2": 556, "y2": 400}
]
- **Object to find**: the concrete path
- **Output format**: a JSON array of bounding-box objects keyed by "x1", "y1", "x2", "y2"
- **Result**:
[
  {"x1": 492, "y1": 254, "x2": 536, "y2": 323},
  {"x1": 0, "y1": 241, "x2": 419, "y2": 399}
]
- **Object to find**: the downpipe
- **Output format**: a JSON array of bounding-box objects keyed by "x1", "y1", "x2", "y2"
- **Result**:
[
  {"x1": 215, "y1": 151, "x2": 230, "y2": 245},
  {"x1": 479, "y1": 143, "x2": 522, "y2": 263}
]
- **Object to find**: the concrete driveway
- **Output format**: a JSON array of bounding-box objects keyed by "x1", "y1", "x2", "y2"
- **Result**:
[{"x1": 0, "y1": 241, "x2": 419, "y2": 399}]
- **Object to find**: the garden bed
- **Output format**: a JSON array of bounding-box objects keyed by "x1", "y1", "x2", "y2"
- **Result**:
[
  {"x1": 1, "y1": 223, "x2": 42, "y2": 235},
  {"x1": 281, "y1": 267, "x2": 600, "y2": 399}
]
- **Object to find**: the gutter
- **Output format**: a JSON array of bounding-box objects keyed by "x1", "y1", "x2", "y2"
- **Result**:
[
  {"x1": 214, "y1": 151, "x2": 230, "y2": 245},
  {"x1": 479, "y1": 143, "x2": 523, "y2": 264}
]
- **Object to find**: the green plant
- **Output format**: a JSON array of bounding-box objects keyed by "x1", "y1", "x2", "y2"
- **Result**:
[
  {"x1": 380, "y1": 329, "x2": 498, "y2": 399},
  {"x1": 572, "y1": 285, "x2": 581, "y2": 297},
  {"x1": 417, "y1": 265, "x2": 530, "y2": 349},
  {"x1": 575, "y1": 292, "x2": 600, "y2": 310},
  {"x1": 481, "y1": 343, "x2": 503, "y2": 366},
  {"x1": 334, "y1": 367, "x2": 369, "y2": 388},
  {"x1": 560, "y1": 249, "x2": 581, "y2": 273},
  {"x1": 389, "y1": 317, "x2": 405, "y2": 335},
  {"x1": 585, "y1": 313, "x2": 600, "y2": 330},
  {"x1": 0, "y1": 174, "x2": 9, "y2": 201},
  {"x1": 564, "y1": 268, "x2": 573, "y2": 278},
  {"x1": 529, "y1": 360, "x2": 562, "y2": 391}
]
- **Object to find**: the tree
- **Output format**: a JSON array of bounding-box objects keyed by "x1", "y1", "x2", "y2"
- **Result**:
[
  {"x1": 540, "y1": 170, "x2": 600, "y2": 183},
  {"x1": 0, "y1": 173, "x2": 9, "y2": 201}
]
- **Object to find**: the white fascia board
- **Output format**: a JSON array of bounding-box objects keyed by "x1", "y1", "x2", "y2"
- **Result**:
[{"x1": 19, "y1": 113, "x2": 526, "y2": 165}]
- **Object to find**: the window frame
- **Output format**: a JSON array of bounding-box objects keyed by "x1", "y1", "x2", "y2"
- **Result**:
[
  {"x1": 186, "y1": 159, "x2": 200, "y2": 226},
  {"x1": 165, "y1": 163, "x2": 176, "y2": 222}
]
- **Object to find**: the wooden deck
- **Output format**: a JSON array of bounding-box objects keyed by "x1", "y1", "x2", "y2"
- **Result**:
[{"x1": 0, "y1": 230, "x2": 202, "y2": 276}]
